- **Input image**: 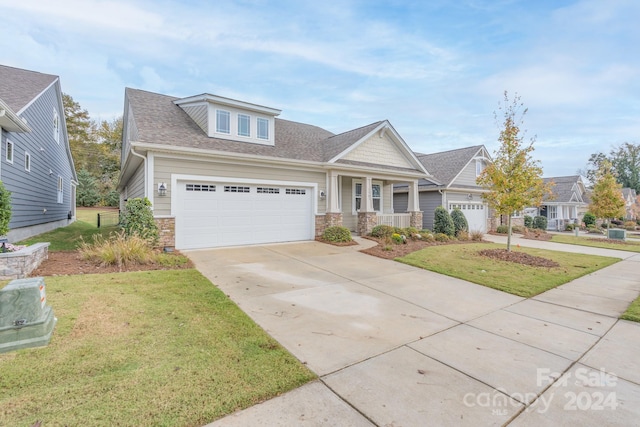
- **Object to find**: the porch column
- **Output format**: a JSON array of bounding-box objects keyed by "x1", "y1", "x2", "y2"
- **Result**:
[
  {"x1": 328, "y1": 171, "x2": 340, "y2": 213},
  {"x1": 357, "y1": 176, "x2": 377, "y2": 235},
  {"x1": 322, "y1": 171, "x2": 342, "y2": 234},
  {"x1": 407, "y1": 180, "x2": 423, "y2": 229}
]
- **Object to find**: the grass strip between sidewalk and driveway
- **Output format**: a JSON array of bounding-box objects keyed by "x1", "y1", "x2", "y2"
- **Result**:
[
  {"x1": 0, "y1": 269, "x2": 315, "y2": 426},
  {"x1": 551, "y1": 234, "x2": 640, "y2": 253},
  {"x1": 397, "y1": 243, "x2": 620, "y2": 298},
  {"x1": 622, "y1": 296, "x2": 640, "y2": 323}
]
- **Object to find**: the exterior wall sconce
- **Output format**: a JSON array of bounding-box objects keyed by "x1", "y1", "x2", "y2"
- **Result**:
[
  {"x1": 319, "y1": 190, "x2": 326, "y2": 200},
  {"x1": 158, "y1": 182, "x2": 167, "y2": 197},
  {"x1": 467, "y1": 193, "x2": 473, "y2": 200}
]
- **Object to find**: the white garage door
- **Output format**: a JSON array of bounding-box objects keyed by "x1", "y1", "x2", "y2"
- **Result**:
[
  {"x1": 175, "y1": 181, "x2": 314, "y2": 249},
  {"x1": 449, "y1": 202, "x2": 487, "y2": 233}
]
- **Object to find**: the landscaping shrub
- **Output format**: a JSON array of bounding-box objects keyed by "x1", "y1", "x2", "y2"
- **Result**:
[
  {"x1": 583, "y1": 212, "x2": 596, "y2": 227},
  {"x1": 496, "y1": 225, "x2": 509, "y2": 234},
  {"x1": 511, "y1": 225, "x2": 525, "y2": 234},
  {"x1": 79, "y1": 230, "x2": 154, "y2": 267},
  {"x1": 433, "y1": 206, "x2": 455, "y2": 237},
  {"x1": 450, "y1": 208, "x2": 468, "y2": 237},
  {"x1": 402, "y1": 226, "x2": 419, "y2": 238},
  {"x1": 391, "y1": 233, "x2": 405, "y2": 244},
  {"x1": 470, "y1": 230, "x2": 484, "y2": 241},
  {"x1": 533, "y1": 215, "x2": 548, "y2": 230},
  {"x1": 565, "y1": 223, "x2": 576, "y2": 231},
  {"x1": 322, "y1": 226, "x2": 352, "y2": 242},
  {"x1": 524, "y1": 215, "x2": 533, "y2": 228},
  {"x1": 370, "y1": 224, "x2": 396, "y2": 238},
  {"x1": 457, "y1": 230, "x2": 470, "y2": 241},
  {"x1": 434, "y1": 233, "x2": 450, "y2": 242},
  {"x1": 421, "y1": 233, "x2": 435, "y2": 242},
  {"x1": 120, "y1": 197, "x2": 159, "y2": 244},
  {"x1": 624, "y1": 221, "x2": 637, "y2": 231},
  {"x1": 0, "y1": 181, "x2": 11, "y2": 236}
]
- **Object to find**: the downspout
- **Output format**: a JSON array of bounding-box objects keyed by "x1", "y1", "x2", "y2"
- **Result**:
[{"x1": 129, "y1": 147, "x2": 147, "y2": 198}]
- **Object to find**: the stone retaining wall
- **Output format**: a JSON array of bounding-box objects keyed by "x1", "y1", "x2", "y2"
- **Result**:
[{"x1": 0, "y1": 243, "x2": 50, "y2": 280}]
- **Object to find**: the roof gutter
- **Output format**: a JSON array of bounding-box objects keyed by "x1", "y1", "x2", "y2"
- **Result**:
[
  {"x1": 129, "y1": 146, "x2": 147, "y2": 197},
  {"x1": 0, "y1": 99, "x2": 31, "y2": 133}
]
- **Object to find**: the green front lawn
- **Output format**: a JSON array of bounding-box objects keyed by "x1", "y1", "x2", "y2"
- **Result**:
[
  {"x1": 397, "y1": 243, "x2": 620, "y2": 297},
  {"x1": 551, "y1": 234, "x2": 640, "y2": 253},
  {"x1": 622, "y1": 296, "x2": 640, "y2": 322},
  {"x1": 0, "y1": 270, "x2": 315, "y2": 426},
  {"x1": 17, "y1": 220, "x2": 118, "y2": 251}
]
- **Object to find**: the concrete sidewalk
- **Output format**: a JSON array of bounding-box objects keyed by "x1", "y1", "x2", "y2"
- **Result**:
[{"x1": 194, "y1": 237, "x2": 640, "y2": 426}]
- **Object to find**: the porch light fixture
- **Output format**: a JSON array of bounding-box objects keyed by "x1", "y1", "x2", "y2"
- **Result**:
[
  {"x1": 467, "y1": 193, "x2": 473, "y2": 200},
  {"x1": 158, "y1": 182, "x2": 167, "y2": 197},
  {"x1": 319, "y1": 190, "x2": 326, "y2": 200}
]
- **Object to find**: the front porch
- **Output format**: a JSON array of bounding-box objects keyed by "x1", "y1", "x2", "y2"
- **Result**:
[
  {"x1": 316, "y1": 171, "x2": 423, "y2": 236},
  {"x1": 539, "y1": 204, "x2": 582, "y2": 231}
]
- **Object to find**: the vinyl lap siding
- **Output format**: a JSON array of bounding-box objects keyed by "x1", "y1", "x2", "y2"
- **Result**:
[
  {"x1": 152, "y1": 155, "x2": 327, "y2": 216},
  {"x1": 180, "y1": 105, "x2": 207, "y2": 133},
  {"x1": 452, "y1": 161, "x2": 479, "y2": 187},
  {"x1": 1, "y1": 82, "x2": 75, "y2": 230},
  {"x1": 127, "y1": 164, "x2": 145, "y2": 200}
]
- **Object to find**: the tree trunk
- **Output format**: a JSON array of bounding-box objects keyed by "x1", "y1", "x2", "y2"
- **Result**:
[{"x1": 507, "y1": 214, "x2": 513, "y2": 252}]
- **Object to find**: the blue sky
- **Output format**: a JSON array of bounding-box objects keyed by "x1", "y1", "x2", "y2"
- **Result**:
[{"x1": 1, "y1": 0, "x2": 638, "y2": 177}]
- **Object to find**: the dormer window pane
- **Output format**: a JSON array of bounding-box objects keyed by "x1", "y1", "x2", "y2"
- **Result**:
[
  {"x1": 216, "y1": 110, "x2": 230, "y2": 134},
  {"x1": 257, "y1": 118, "x2": 269, "y2": 140},
  {"x1": 238, "y1": 114, "x2": 250, "y2": 137}
]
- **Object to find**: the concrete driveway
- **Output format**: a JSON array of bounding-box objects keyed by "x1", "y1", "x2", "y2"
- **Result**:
[{"x1": 190, "y1": 238, "x2": 640, "y2": 426}]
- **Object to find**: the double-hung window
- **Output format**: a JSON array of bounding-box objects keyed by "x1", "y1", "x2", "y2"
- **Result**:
[
  {"x1": 5, "y1": 141, "x2": 13, "y2": 163},
  {"x1": 216, "y1": 110, "x2": 230, "y2": 134},
  {"x1": 57, "y1": 176, "x2": 63, "y2": 204},
  {"x1": 476, "y1": 159, "x2": 484, "y2": 176},
  {"x1": 548, "y1": 205, "x2": 557, "y2": 220},
  {"x1": 53, "y1": 109, "x2": 60, "y2": 143},
  {"x1": 257, "y1": 117, "x2": 269, "y2": 140},
  {"x1": 238, "y1": 114, "x2": 250, "y2": 137},
  {"x1": 24, "y1": 152, "x2": 31, "y2": 172},
  {"x1": 354, "y1": 182, "x2": 381, "y2": 212}
]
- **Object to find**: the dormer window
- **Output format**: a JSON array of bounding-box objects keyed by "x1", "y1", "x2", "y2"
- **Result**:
[
  {"x1": 257, "y1": 118, "x2": 269, "y2": 140},
  {"x1": 216, "y1": 110, "x2": 230, "y2": 134},
  {"x1": 238, "y1": 114, "x2": 250, "y2": 137}
]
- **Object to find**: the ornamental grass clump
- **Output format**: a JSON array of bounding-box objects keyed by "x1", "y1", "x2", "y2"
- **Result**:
[{"x1": 79, "y1": 230, "x2": 154, "y2": 268}]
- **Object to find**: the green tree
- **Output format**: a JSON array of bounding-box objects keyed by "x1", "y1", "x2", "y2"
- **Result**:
[
  {"x1": 76, "y1": 169, "x2": 100, "y2": 207},
  {"x1": 0, "y1": 181, "x2": 12, "y2": 236},
  {"x1": 121, "y1": 198, "x2": 159, "y2": 244},
  {"x1": 610, "y1": 142, "x2": 640, "y2": 193},
  {"x1": 63, "y1": 93, "x2": 94, "y2": 171},
  {"x1": 477, "y1": 91, "x2": 552, "y2": 251},
  {"x1": 433, "y1": 206, "x2": 455, "y2": 237},
  {"x1": 589, "y1": 161, "x2": 626, "y2": 226}
]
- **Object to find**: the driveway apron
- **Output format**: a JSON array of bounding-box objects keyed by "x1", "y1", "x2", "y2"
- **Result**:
[{"x1": 192, "y1": 238, "x2": 640, "y2": 426}]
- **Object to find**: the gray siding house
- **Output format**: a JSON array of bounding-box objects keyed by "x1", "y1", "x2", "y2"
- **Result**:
[
  {"x1": 0, "y1": 65, "x2": 77, "y2": 241},
  {"x1": 119, "y1": 88, "x2": 432, "y2": 250},
  {"x1": 528, "y1": 175, "x2": 588, "y2": 231},
  {"x1": 394, "y1": 145, "x2": 492, "y2": 232}
]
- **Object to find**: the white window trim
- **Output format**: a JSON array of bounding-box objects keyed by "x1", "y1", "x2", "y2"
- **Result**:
[
  {"x1": 24, "y1": 151, "x2": 31, "y2": 172},
  {"x1": 352, "y1": 180, "x2": 382, "y2": 214},
  {"x1": 6, "y1": 140, "x2": 14, "y2": 163},
  {"x1": 237, "y1": 113, "x2": 251, "y2": 137},
  {"x1": 216, "y1": 109, "x2": 230, "y2": 134},
  {"x1": 257, "y1": 117, "x2": 269, "y2": 140},
  {"x1": 53, "y1": 108, "x2": 60, "y2": 143},
  {"x1": 548, "y1": 205, "x2": 557, "y2": 220},
  {"x1": 476, "y1": 159, "x2": 483, "y2": 177},
  {"x1": 57, "y1": 175, "x2": 63, "y2": 204}
]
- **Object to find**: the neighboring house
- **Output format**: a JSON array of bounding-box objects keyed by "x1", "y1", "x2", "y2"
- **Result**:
[
  {"x1": 0, "y1": 65, "x2": 77, "y2": 241},
  {"x1": 393, "y1": 145, "x2": 493, "y2": 233},
  {"x1": 530, "y1": 175, "x2": 588, "y2": 231},
  {"x1": 622, "y1": 188, "x2": 637, "y2": 220},
  {"x1": 118, "y1": 88, "x2": 432, "y2": 250}
]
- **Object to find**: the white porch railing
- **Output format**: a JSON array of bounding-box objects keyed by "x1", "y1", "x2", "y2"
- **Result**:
[{"x1": 376, "y1": 213, "x2": 411, "y2": 228}]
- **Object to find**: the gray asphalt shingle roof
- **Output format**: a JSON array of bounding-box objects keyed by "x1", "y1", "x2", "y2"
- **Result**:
[
  {"x1": 127, "y1": 88, "x2": 390, "y2": 164},
  {"x1": 0, "y1": 65, "x2": 58, "y2": 112},
  {"x1": 415, "y1": 145, "x2": 483, "y2": 186},
  {"x1": 543, "y1": 175, "x2": 584, "y2": 203}
]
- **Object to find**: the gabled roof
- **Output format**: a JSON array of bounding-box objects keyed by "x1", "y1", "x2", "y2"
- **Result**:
[
  {"x1": 415, "y1": 145, "x2": 486, "y2": 187},
  {"x1": 543, "y1": 175, "x2": 586, "y2": 204},
  {"x1": 125, "y1": 88, "x2": 427, "y2": 174},
  {"x1": 0, "y1": 65, "x2": 57, "y2": 113},
  {"x1": 622, "y1": 187, "x2": 637, "y2": 200}
]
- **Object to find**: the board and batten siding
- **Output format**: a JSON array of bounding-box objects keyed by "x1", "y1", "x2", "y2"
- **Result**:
[
  {"x1": 152, "y1": 155, "x2": 327, "y2": 216},
  {"x1": 1, "y1": 81, "x2": 75, "y2": 230},
  {"x1": 393, "y1": 190, "x2": 442, "y2": 230}
]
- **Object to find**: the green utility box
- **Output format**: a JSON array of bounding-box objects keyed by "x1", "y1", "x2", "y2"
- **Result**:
[
  {"x1": 608, "y1": 228, "x2": 626, "y2": 241},
  {"x1": 0, "y1": 277, "x2": 56, "y2": 353}
]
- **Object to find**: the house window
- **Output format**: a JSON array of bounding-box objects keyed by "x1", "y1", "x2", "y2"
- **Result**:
[
  {"x1": 53, "y1": 109, "x2": 60, "y2": 143},
  {"x1": 57, "y1": 176, "x2": 63, "y2": 204},
  {"x1": 216, "y1": 110, "x2": 230, "y2": 134},
  {"x1": 6, "y1": 140, "x2": 13, "y2": 163},
  {"x1": 257, "y1": 118, "x2": 269, "y2": 140},
  {"x1": 548, "y1": 206, "x2": 557, "y2": 220},
  {"x1": 24, "y1": 152, "x2": 31, "y2": 172},
  {"x1": 354, "y1": 182, "x2": 381, "y2": 212},
  {"x1": 476, "y1": 159, "x2": 484, "y2": 177},
  {"x1": 238, "y1": 114, "x2": 250, "y2": 137}
]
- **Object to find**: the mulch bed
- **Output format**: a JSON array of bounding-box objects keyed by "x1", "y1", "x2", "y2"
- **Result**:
[
  {"x1": 30, "y1": 250, "x2": 194, "y2": 276},
  {"x1": 478, "y1": 248, "x2": 559, "y2": 268},
  {"x1": 359, "y1": 236, "x2": 486, "y2": 260}
]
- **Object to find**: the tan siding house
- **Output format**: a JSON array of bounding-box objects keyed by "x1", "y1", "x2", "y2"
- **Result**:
[{"x1": 119, "y1": 88, "x2": 432, "y2": 249}]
